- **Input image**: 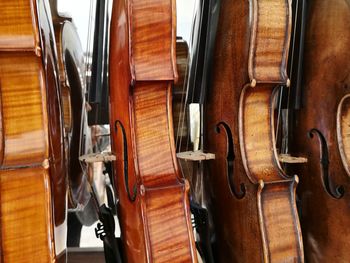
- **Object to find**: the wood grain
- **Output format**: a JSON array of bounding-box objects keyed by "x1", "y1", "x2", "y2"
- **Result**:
[
  {"x1": 258, "y1": 179, "x2": 303, "y2": 263},
  {"x1": 201, "y1": 0, "x2": 303, "y2": 261},
  {"x1": 144, "y1": 184, "x2": 194, "y2": 262},
  {"x1": 0, "y1": 53, "x2": 47, "y2": 167},
  {"x1": 131, "y1": 0, "x2": 177, "y2": 81},
  {"x1": 0, "y1": 167, "x2": 53, "y2": 263},
  {"x1": 337, "y1": 94, "x2": 350, "y2": 177},
  {"x1": 239, "y1": 84, "x2": 282, "y2": 183},
  {"x1": 0, "y1": 0, "x2": 67, "y2": 261},
  {"x1": 249, "y1": 0, "x2": 291, "y2": 83},
  {"x1": 109, "y1": 0, "x2": 197, "y2": 261},
  {"x1": 0, "y1": 0, "x2": 40, "y2": 50}
]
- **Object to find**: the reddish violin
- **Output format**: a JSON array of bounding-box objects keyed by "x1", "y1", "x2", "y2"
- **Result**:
[{"x1": 109, "y1": 0, "x2": 197, "y2": 262}]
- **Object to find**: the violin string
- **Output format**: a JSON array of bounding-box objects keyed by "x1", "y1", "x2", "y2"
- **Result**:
[
  {"x1": 189, "y1": 0, "x2": 204, "y2": 152},
  {"x1": 275, "y1": 0, "x2": 299, "y2": 155},
  {"x1": 275, "y1": 85, "x2": 283, "y2": 154},
  {"x1": 175, "y1": 0, "x2": 200, "y2": 181},
  {"x1": 284, "y1": 0, "x2": 300, "y2": 155},
  {"x1": 176, "y1": 53, "x2": 190, "y2": 151},
  {"x1": 193, "y1": 0, "x2": 206, "y2": 205},
  {"x1": 287, "y1": 0, "x2": 300, "y2": 110},
  {"x1": 177, "y1": 0, "x2": 200, "y2": 154},
  {"x1": 85, "y1": 0, "x2": 95, "y2": 93},
  {"x1": 78, "y1": 0, "x2": 95, "y2": 175}
]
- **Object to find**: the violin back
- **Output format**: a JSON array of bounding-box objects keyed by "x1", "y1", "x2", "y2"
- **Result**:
[{"x1": 291, "y1": 0, "x2": 350, "y2": 261}]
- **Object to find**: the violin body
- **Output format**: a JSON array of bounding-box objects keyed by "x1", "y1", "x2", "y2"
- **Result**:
[
  {"x1": 202, "y1": 0, "x2": 303, "y2": 261},
  {"x1": 291, "y1": 0, "x2": 350, "y2": 261},
  {"x1": 0, "y1": 0, "x2": 66, "y2": 261},
  {"x1": 50, "y1": 0, "x2": 92, "y2": 211},
  {"x1": 109, "y1": 0, "x2": 197, "y2": 262}
]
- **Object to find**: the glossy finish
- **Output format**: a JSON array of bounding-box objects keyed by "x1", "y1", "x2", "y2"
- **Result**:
[
  {"x1": 51, "y1": 0, "x2": 92, "y2": 209},
  {"x1": 0, "y1": 0, "x2": 67, "y2": 261},
  {"x1": 291, "y1": 0, "x2": 350, "y2": 261},
  {"x1": 109, "y1": 0, "x2": 197, "y2": 262},
  {"x1": 202, "y1": 0, "x2": 303, "y2": 261}
]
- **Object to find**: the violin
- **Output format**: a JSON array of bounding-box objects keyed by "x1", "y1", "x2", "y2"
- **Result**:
[
  {"x1": 50, "y1": 0, "x2": 92, "y2": 213},
  {"x1": 200, "y1": 0, "x2": 304, "y2": 261},
  {"x1": 291, "y1": 0, "x2": 350, "y2": 261},
  {"x1": 109, "y1": 0, "x2": 197, "y2": 262},
  {"x1": 0, "y1": 0, "x2": 67, "y2": 261}
]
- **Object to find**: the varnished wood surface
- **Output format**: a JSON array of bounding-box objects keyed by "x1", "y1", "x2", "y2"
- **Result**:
[
  {"x1": 258, "y1": 179, "x2": 301, "y2": 262},
  {"x1": 249, "y1": 0, "x2": 291, "y2": 83},
  {"x1": 1, "y1": 168, "x2": 53, "y2": 262},
  {"x1": 131, "y1": 0, "x2": 177, "y2": 81},
  {"x1": 0, "y1": 53, "x2": 47, "y2": 167},
  {"x1": 239, "y1": 84, "x2": 282, "y2": 183},
  {"x1": 291, "y1": 0, "x2": 350, "y2": 261},
  {"x1": 134, "y1": 83, "x2": 179, "y2": 186},
  {"x1": 0, "y1": 0, "x2": 67, "y2": 261},
  {"x1": 200, "y1": 0, "x2": 303, "y2": 261},
  {"x1": 337, "y1": 94, "x2": 350, "y2": 176},
  {"x1": 109, "y1": 0, "x2": 197, "y2": 262},
  {"x1": 143, "y1": 183, "x2": 193, "y2": 262},
  {"x1": 54, "y1": 22, "x2": 72, "y2": 133},
  {"x1": 0, "y1": 0, "x2": 40, "y2": 51}
]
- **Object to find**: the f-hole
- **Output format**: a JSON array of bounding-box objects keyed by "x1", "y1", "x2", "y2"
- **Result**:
[
  {"x1": 308, "y1": 129, "x2": 344, "y2": 199},
  {"x1": 115, "y1": 120, "x2": 137, "y2": 202},
  {"x1": 216, "y1": 122, "x2": 246, "y2": 199}
]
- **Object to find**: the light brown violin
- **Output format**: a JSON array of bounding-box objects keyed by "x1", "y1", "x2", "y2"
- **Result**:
[
  {"x1": 109, "y1": 0, "x2": 197, "y2": 262},
  {"x1": 0, "y1": 0, "x2": 67, "y2": 261}
]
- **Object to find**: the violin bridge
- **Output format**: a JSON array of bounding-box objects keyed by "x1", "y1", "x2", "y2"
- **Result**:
[
  {"x1": 79, "y1": 152, "x2": 116, "y2": 163},
  {"x1": 177, "y1": 150, "x2": 215, "y2": 161},
  {"x1": 278, "y1": 153, "x2": 308, "y2": 164}
]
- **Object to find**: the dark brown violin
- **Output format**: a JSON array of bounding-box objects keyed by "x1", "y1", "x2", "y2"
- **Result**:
[
  {"x1": 290, "y1": 0, "x2": 350, "y2": 261},
  {"x1": 109, "y1": 0, "x2": 197, "y2": 262},
  {"x1": 0, "y1": 0, "x2": 67, "y2": 261},
  {"x1": 199, "y1": 0, "x2": 304, "y2": 261}
]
